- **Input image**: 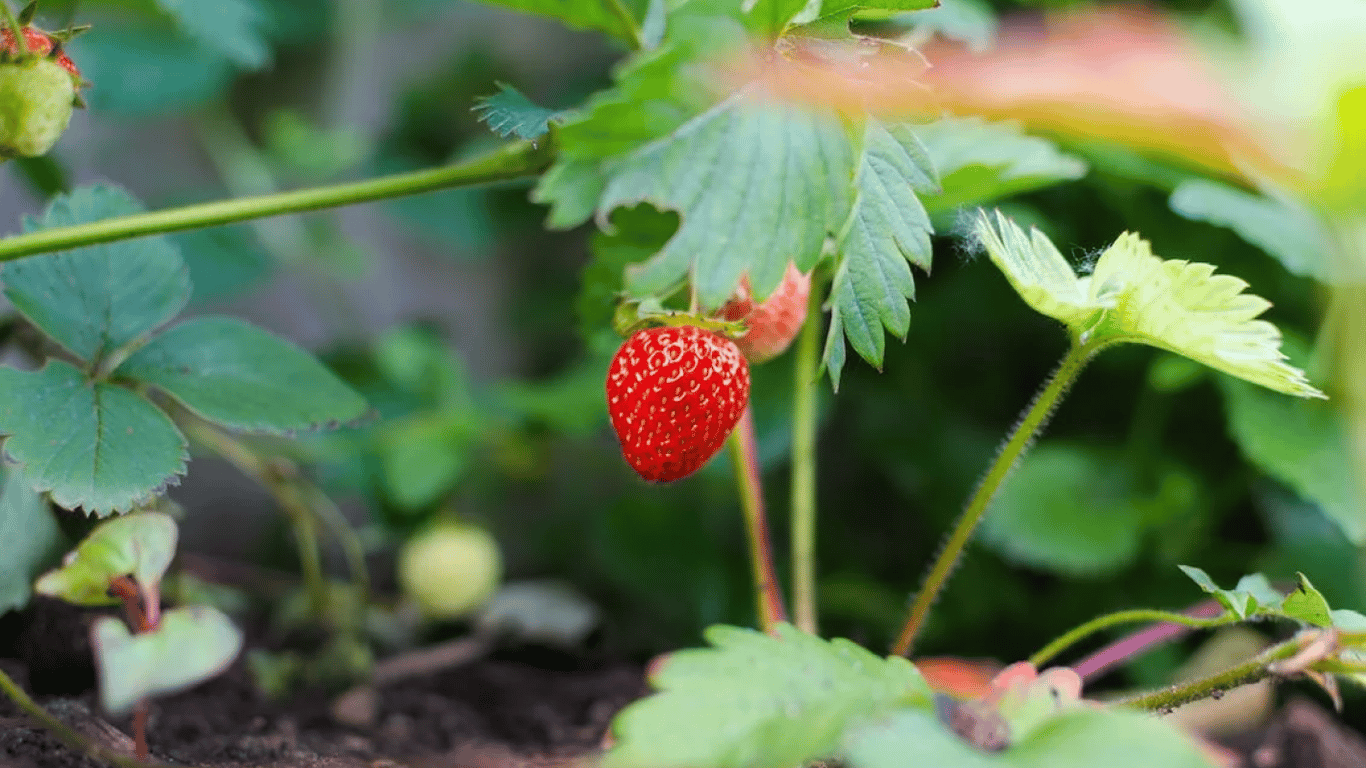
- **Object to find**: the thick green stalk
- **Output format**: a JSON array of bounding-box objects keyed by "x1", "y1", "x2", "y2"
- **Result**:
[
  {"x1": 0, "y1": 667, "x2": 159, "y2": 768},
  {"x1": 790, "y1": 282, "x2": 824, "y2": 635},
  {"x1": 0, "y1": 139, "x2": 553, "y2": 262},
  {"x1": 1029, "y1": 609, "x2": 1239, "y2": 668},
  {"x1": 892, "y1": 338, "x2": 1107, "y2": 657},
  {"x1": 729, "y1": 407, "x2": 789, "y2": 633}
]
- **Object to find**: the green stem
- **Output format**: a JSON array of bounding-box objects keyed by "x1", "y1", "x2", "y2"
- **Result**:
[
  {"x1": 790, "y1": 280, "x2": 824, "y2": 635},
  {"x1": 0, "y1": 1, "x2": 29, "y2": 57},
  {"x1": 1029, "y1": 609, "x2": 1239, "y2": 668},
  {"x1": 604, "y1": 0, "x2": 645, "y2": 48},
  {"x1": 729, "y1": 406, "x2": 789, "y2": 633},
  {"x1": 0, "y1": 139, "x2": 552, "y2": 262},
  {"x1": 0, "y1": 667, "x2": 159, "y2": 768},
  {"x1": 1117, "y1": 637, "x2": 1302, "y2": 712},
  {"x1": 892, "y1": 339, "x2": 1107, "y2": 657}
]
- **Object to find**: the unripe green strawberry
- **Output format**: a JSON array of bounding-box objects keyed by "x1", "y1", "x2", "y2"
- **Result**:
[
  {"x1": 397, "y1": 519, "x2": 503, "y2": 620},
  {"x1": 0, "y1": 56, "x2": 74, "y2": 158},
  {"x1": 717, "y1": 263, "x2": 811, "y2": 363},
  {"x1": 606, "y1": 324, "x2": 750, "y2": 483}
]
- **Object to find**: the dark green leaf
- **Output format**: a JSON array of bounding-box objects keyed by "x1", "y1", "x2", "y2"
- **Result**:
[
  {"x1": 916, "y1": 117, "x2": 1086, "y2": 214},
  {"x1": 174, "y1": 225, "x2": 271, "y2": 305},
  {"x1": 824, "y1": 120, "x2": 937, "y2": 385},
  {"x1": 579, "y1": 205, "x2": 678, "y2": 337},
  {"x1": 67, "y1": 28, "x2": 236, "y2": 114},
  {"x1": 460, "y1": 0, "x2": 655, "y2": 43},
  {"x1": 1169, "y1": 179, "x2": 1333, "y2": 282},
  {"x1": 605, "y1": 624, "x2": 931, "y2": 768},
  {"x1": 93, "y1": 606, "x2": 242, "y2": 714},
  {"x1": 602, "y1": 98, "x2": 853, "y2": 307},
  {"x1": 377, "y1": 414, "x2": 477, "y2": 511},
  {"x1": 0, "y1": 466, "x2": 64, "y2": 613},
  {"x1": 1220, "y1": 376, "x2": 1362, "y2": 542},
  {"x1": 474, "y1": 83, "x2": 564, "y2": 140},
  {"x1": 119, "y1": 317, "x2": 368, "y2": 434},
  {"x1": 0, "y1": 362, "x2": 187, "y2": 516},
  {"x1": 5, "y1": 185, "x2": 190, "y2": 366},
  {"x1": 155, "y1": 0, "x2": 272, "y2": 69}
]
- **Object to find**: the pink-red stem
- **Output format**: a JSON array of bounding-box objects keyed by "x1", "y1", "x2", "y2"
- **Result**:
[
  {"x1": 107, "y1": 575, "x2": 160, "y2": 759},
  {"x1": 730, "y1": 407, "x2": 789, "y2": 633}
]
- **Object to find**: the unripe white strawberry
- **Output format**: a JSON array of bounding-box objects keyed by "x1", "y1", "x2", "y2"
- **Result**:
[
  {"x1": 0, "y1": 56, "x2": 74, "y2": 158},
  {"x1": 397, "y1": 520, "x2": 503, "y2": 620}
]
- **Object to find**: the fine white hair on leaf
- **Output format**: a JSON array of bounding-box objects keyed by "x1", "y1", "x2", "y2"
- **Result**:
[
  {"x1": 1073, "y1": 246, "x2": 1106, "y2": 276},
  {"x1": 952, "y1": 208, "x2": 989, "y2": 263}
]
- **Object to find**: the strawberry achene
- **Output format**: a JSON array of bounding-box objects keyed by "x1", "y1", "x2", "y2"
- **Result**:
[
  {"x1": 606, "y1": 324, "x2": 750, "y2": 483},
  {"x1": 717, "y1": 262, "x2": 811, "y2": 363}
]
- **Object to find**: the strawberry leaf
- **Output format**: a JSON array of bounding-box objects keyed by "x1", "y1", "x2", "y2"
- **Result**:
[
  {"x1": 1169, "y1": 179, "x2": 1333, "y2": 282},
  {"x1": 473, "y1": 83, "x2": 565, "y2": 140},
  {"x1": 916, "y1": 117, "x2": 1087, "y2": 215},
  {"x1": 0, "y1": 465, "x2": 63, "y2": 613},
  {"x1": 0, "y1": 362, "x2": 187, "y2": 516},
  {"x1": 972, "y1": 209, "x2": 1325, "y2": 399},
  {"x1": 824, "y1": 120, "x2": 938, "y2": 388},
  {"x1": 604, "y1": 623, "x2": 931, "y2": 768},
  {"x1": 460, "y1": 0, "x2": 659, "y2": 44},
  {"x1": 92, "y1": 606, "x2": 242, "y2": 715},
  {"x1": 5, "y1": 185, "x2": 191, "y2": 368},
  {"x1": 118, "y1": 317, "x2": 368, "y2": 435},
  {"x1": 154, "y1": 0, "x2": 271, "y2": 70},
  {"x1": 1178, "y1": 566, "x2": 1334, "y2": 627},
  {"x1": 34, "y1": 513, "x2": 179, "y2": 606}
]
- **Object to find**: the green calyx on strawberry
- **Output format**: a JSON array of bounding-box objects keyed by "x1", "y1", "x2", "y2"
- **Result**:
[
  {"x1": 0, "y1": 9, "x2": 88, "y2": 159},
  {"x1": 717, "y1": 262, "x2": 812, "y2": 364},
  {"x1": 606, "y1": 323, "x2": 751, "y2": 483}
]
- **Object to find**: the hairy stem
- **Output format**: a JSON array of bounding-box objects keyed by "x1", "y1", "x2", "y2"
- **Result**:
[
  {"x1": 0, "y1": 139, "x2": 553, "y2": 262},
  {"x1": 729, "y1": 407, "x2": 789, "y2": 633},
  {"x1": 893, "y1": 339, "x2": 1107, "y2": 657},
  {"x1": 0, "y1": 667, "x2": 158, "y2": 768},
  {"x1": 1118, "y1": 638, "x2": 1303, "y2": 712},
  {"x1": 1030, "y1": 609, "x2": 1239, "y2": 669},
  {"x1": 1074, "y1": 598, "x2": 1228, "y2": 681},
  {"x1": 790, "y1": 281, "x2": 824, "y2": 635}
]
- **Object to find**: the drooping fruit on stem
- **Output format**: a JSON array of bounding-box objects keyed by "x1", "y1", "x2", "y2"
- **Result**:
[{"x1": 717, "y1": 262, "x2": 812, "y2": 363}]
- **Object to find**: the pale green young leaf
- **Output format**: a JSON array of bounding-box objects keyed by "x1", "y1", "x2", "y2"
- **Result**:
[
  {"x1": 92, "y1": 606, "x2": 243, "y2": 715},
  {"x1": 5, "y1": 185, "x2": 190, "y2": 367},
  {"x1": 0, "y1": 466, "x2": 63, "y2": 613},
  {"x1": 473, "y1": 83, "x2": 565, "y2": 140},
  {"x1": 1169, "y1": 179, "x2": 1333, "y2": 282},
  {"x1": 844, "y1": 706, "x2": 1212, "y2": 768},
  {"x1": 1221, "y1": 375, "x2": 1362, "y2": 542},
  {"x1": 824, "y1": 120, "x2": 938, "y2": 388},
  {"x1": 601, "y1": 98, "x2": 854, "y2": 308},
  {"x1": 973, "y1": 209, "x2": 1326, "y2": 399},
  {"x1": 1177, "y1": 565, "x2": 1282, "y2": 619},
  {"x1": 118, "y1": 317, "x2": 368, "y2": 435},
  {"x1": 155, "y1": 0, "x2": 271, "y2": 69},
  {"x1": 1281, "y1": 573, "x2": 1333, "y2": 628},
  {"x1": 0, "y1": 363, "x2": 187, "y2": 516},
  {"x1": 604, "y1": 623, "x2": 931, "y2": 768},
  {"x1": 34, "y1": 513, "x2": 178, "y2": 606},
  {"x1": 916, "y1": 117, "x2": 1086, "y2": 214}
]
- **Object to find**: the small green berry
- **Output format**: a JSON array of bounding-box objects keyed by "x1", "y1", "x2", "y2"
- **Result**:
[
  {"x1": 397, "y1": 520, "x2": 502, "y2": 620},
  {"x1": 0, "y1": 57, "x2": 74, "y2": 158}
]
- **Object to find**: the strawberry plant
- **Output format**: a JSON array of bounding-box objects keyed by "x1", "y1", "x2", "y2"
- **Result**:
[{"x1": 0, "y1": 0, "x2": 1362, "y2": 765}]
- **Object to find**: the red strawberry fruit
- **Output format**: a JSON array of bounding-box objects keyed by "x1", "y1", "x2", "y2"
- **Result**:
[
  {"x1": 717, "y1": 262, "x2": 811, "y2": 363},
  {"x1": 1, "y1": 26, "x2": 80, "y2": 79},
  {"x1": 606, "y1": 324, "x2": 750, "y2": 483}
]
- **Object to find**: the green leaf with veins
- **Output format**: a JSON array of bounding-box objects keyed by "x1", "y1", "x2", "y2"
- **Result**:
[
  {"x1": 1169, "y1": 179, "x2": 1333, "y2": 282},
  {"x1": 93, "y1": 606, "x2": 242, "y2": 715},
  {"x1": 0, "y1": 362, "x2": 187, "y2": 516},
  {"x1": 473, "y1": 83, "x2": 566, "y2": 140},
  {"x1": 35, "y1": 513, "x2": 178, "y2": 606},
  {"x1": 155, "y1": 0, "x2": 272, "y2": 70},
  {"x1": 601, "y1": 97, "x2": 855, "y2": 307},
  {"x1": 1220, "y1": 374, "x2": 1363, "y2": 542},
  {"x1": 605, "y1": 623, "x2": 931, "y2": 768},
  {"x1": 915, "y1": 117, "x2": 1086, "y2": 215},
  {"x1": 1177, "y1": 566, "x2": 1339, "y2": 627},
  {"x1": 0, "y1": 465, "x2": 64, "y2": 613},
  {"x1": 972, "y1": 209, "x2": 1325, "y2": 399},
  {"x1": 118, "y1": 317, "x2": 368, "y2": 435},
  {"x1": 4, "y1": 186, "x2": 190, "y2": 367},
  {"x1": 824, "y1": 120, "x2": 938, "y2": 389}
]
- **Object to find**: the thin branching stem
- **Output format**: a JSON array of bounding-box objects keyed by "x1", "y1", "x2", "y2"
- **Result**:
[
  {"x1": 790, "y1": 280, "x2": 824, "y2": 635},
  {"x1": 729, "y1": 406, "x2": 789, "y2": 633},
  {"x1": 0, "y1": 139, "x2": 552, "y2": 262},
  {"x1": 893, "y1": 338, "x2": 1109, "y2": 657},
  {"x1": 1029, "y1": 608, "x2": 1240, "y2": 668}
]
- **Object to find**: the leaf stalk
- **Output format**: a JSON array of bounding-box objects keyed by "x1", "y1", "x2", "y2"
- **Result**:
[
  {"x1": 790, "y1": 279, "x2": 824, "y2": 635},
  {"x1": 729, "y1": 406, "x2": 789, "y2": 633}
]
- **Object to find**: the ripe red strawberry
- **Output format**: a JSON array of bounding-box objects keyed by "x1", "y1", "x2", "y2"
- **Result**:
[
  {"x1": 606, "y1": 324, "x2": 750, "y2": 483},
  {"x1": 717, "y1": 262, "x2": 811, "y2": 363}
]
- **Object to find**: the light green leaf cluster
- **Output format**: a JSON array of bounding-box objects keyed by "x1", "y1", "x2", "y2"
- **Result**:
[
  {"x1": 0, "y1": 185, "x2": 368, "y2": 515},
  {"x1": 92, "y1": 605, "x2": 243, "y2": 715},
  {"x1": 604, "y1": 623, "x2": 931, "y2": 768},
  {"x1": 972, "y1": 209, "x2": 1326, "y2": 399},
  {"x1": 1178, "y1": 566, "x2": 1335, "y2": 627},
  {"x1": 34, "y1": 513, "x2": 178, "y2": 606}
]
